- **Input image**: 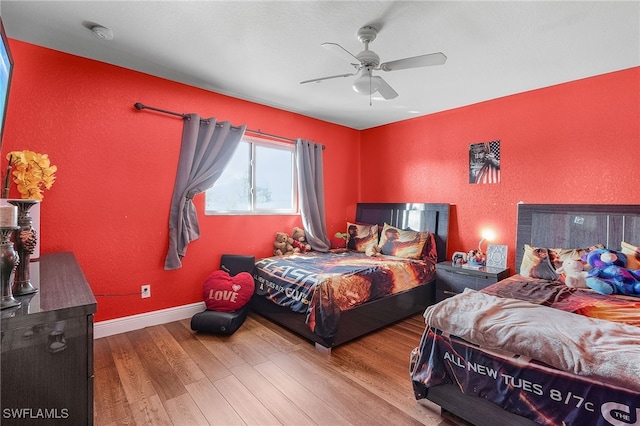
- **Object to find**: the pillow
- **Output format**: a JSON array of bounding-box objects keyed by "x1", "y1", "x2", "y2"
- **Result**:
[
  {"x1": 621, "y1": 241, "x2": 640, "y2": 270},
  {"x1": 378, "y1": 223, "x2": 429, "y2": 259},
  {"x1": 519, "y1": 244, "x2": 602, "y2": 280},
  {"x1": 405, "y1": 227, "x2": 436, "y2": 262},
  {"x1": 346, "y1": 222, "x2": 379, "y2": 253},
  {"x1": 422, "y1": 231, "x2": 438, "y2": 262},
  {"x1": 203, "y1": 270, "x2": 254, "y2": 312}
]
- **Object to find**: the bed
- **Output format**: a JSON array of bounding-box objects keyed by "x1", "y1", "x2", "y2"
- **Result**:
[
  {"x1": 251, "y1": 202, "x2": 450, "y2": 352},
  {"x1": 410, "y1": 204, "x2": 640, "y2": 426}
]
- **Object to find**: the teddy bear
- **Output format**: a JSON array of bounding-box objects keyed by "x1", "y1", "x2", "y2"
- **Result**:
[
  {"x1": 555, "y1": 258, "x2": 587, "y2": 288},
  {"x1": 273, "y1": 231, "x2": 294, "y2": 256},
  {"x1": 291, "y1": 227, "x2": 311, "y2": 253},
  {"x1": 273, "y1": 232, "x2": 287, "y2": 256},
  {"x1": 583, "y1": 248, "x2": 640, "y2": 296}
]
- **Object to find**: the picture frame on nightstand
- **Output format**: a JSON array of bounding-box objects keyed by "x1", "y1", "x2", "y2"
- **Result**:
[{"x1": 486, "y1": 244, "x2": 508, "y2": 269}]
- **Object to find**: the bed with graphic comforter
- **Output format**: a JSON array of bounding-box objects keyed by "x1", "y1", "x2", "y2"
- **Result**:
[
  {"x1": 410, "y1": 204, "x2": 640, "y2": 426},
  {"x1": 254, "y1": 251, "x2": 435, "y2": 345},
  {"x1": 251, "y1": 202, "x2": 450, "y2": 351}
]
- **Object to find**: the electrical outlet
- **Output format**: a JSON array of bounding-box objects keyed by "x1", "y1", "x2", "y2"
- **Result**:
[{"x1": 141, "y1": 285, "x2": 151, "y2": 298}]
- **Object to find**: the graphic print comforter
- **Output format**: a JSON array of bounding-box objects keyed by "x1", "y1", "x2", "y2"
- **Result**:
[
  {"x1": 410, "y1": 275, "x2": 640, "y2": 426},
  {"x1": 253, "y1": 251, "x2": 434, "y2": 342}
]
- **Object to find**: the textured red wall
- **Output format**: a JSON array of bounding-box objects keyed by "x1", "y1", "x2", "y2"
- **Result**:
[
  {"x1": 1, "y1": 40, "x2": 360, "y2": 321},
  {"x1": 3, "y1": 39, "x2": 638, "y2": 322},
  {"x1": 360, "y1": 67, "x2": 640, "y2": 271}
]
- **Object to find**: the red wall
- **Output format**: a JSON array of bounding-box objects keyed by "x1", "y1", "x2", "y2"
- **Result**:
[
  {"x1": 1, "y1": 41, "x2": 360, "y2": 321},
  {"x1": 2, "y1": 40, "x2": 639, "y2": 322},
  {"x1": 360, "y1": 67, "x2": 640, "y2": 270}
]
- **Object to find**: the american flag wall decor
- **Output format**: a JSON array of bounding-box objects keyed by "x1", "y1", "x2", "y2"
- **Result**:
[{"x1": 469, "y1": 140, "x2": 501, "y2": 184}]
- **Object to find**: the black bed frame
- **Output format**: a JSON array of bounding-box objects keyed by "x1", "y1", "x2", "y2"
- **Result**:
[
  {"x1": 424, "y1": 203, "x2": 640, "y2": 426},
  {"x1": 250, "y1": 202, "x2": 450, "y2": 352}
]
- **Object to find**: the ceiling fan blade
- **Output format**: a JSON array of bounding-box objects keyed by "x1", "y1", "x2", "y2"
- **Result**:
[
  {"x1": 373, "y1": 76, "x2": 398, "y2": 100},
  {"x1": 380, "y1": 52, "x2": 447, "y2": 72},
  {"x1": 321, "y1": 42, "x2": 360, "y2": 62},
  {"x1": 300, "y1": 72, "x2": 357, "y2": 85}
]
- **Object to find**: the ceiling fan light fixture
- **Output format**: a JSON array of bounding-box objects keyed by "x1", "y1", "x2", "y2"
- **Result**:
[
  {"x1": 301, "y1": 24, "x2": 445, "y2": 102},
  {"x1": 352, "y1": 73, "x2": 380, "y2": 95}
]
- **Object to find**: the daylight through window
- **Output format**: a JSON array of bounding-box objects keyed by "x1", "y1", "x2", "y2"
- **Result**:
[{"x1": 205, "y1": 138, "x2": 297, "y2": 215}]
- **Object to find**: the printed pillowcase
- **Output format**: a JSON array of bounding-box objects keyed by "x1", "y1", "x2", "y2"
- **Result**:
[
  {"x1": 378, "y1": 223, "x2": 429, "y2": 259},
  {"x1": 621, "y1": 241, "x2": 640, "y2": 270},
  {"x1": 346, "y1": 222, "x2": 379, "y2": 253},
  {"x1": 421, "y1": 231, "x2": 437, "y2": 262},
  {"x1": 519, "y1": 244, "x2": 603, "y2": 280}
]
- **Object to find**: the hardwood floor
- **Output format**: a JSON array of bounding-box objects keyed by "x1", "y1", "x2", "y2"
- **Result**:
[{"x1": 93, "y1": 312, "x2": 466, "y2": 426}]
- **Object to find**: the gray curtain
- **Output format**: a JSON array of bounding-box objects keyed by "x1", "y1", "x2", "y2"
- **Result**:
[
  {"x1": 164, "y1": 114, "x2": 246, "y2": 270},
  {"x1": 296, "y1": 139, "x2": 330, "y2": 252}
]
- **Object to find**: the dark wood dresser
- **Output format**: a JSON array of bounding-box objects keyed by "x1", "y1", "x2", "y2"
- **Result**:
[{"x1": 1, "y1": 252, "x2": 96, "y2": 425}]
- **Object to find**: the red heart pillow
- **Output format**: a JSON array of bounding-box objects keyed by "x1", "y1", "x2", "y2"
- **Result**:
[{"x1": 203, "y1": 270, "x2": 254, "y2": 312}]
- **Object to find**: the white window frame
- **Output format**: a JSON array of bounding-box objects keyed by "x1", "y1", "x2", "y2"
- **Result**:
[{"x1": 204, "y1": 136, "x2": 298, "y2": 215}]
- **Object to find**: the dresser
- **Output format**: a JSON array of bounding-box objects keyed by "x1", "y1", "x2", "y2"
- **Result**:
[
  {"x1": 1, "y1": 252, "x2": 96, "y2": 425},
  {"x1": 435, "y1": 261, "x2": 510, "y2": 302}
]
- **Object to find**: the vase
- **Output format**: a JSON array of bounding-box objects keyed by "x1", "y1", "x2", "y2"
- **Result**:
[
  {"x1": 0, "y1": 226, "x2": 21, "y2": 310},
  {"x1": 7, "y1": 199, "x2": 40, "y2": 296}
]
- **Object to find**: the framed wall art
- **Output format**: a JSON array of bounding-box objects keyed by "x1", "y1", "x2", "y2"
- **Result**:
[{"x1": 469, "y1": 140, "x2": 501, "y2": 184}]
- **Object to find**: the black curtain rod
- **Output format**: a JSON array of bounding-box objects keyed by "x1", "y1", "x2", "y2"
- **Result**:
[{"x1": 134, "y1": 102, "x2": 300, "y2": 144}]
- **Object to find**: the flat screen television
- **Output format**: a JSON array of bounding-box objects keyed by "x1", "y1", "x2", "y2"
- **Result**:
[{"x1": 0, "y1": 17, "x2": 14, "y2": 150}]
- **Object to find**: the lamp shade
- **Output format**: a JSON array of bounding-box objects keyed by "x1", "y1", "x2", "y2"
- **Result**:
[
  {"x1": 478, "y1": 228, "x2": 497, "y2": 254},
  {"x1": 352, "y1": 70, "x2": 380, "y2": 94}
]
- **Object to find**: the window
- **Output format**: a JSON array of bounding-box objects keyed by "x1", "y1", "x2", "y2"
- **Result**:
[{"x1": 205, "y1": 137, "x2": 297, "y2": 215}]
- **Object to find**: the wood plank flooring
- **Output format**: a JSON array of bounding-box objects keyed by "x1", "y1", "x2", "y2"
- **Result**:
[{"x1": 93, "y1": 312, "x2": 467, "y2": 426}]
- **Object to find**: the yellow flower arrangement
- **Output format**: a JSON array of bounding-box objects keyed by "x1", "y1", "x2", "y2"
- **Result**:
[{"x1": 3, "y1": 150, "x2": 57, "y2": 201}]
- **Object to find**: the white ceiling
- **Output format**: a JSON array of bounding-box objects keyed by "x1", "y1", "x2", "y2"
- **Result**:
[{"x1": 2, "y1": 1, "x2": 639, "y2": 130}]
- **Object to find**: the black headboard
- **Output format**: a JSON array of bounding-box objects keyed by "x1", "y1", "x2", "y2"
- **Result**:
[
  {"x1": 355, "y1": 203, "x2": 450, "y2": 263},
  {"x1": 515, "y1": 204, "x2": 640, "y2": 272}
]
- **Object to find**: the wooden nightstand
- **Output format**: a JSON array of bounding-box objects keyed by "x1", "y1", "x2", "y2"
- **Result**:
[{"x1": 435, "y1": 261, "x2": 510, "y2": 302}]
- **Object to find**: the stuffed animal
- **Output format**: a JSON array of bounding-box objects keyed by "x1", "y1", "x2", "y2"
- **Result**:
[
  {"x1": 335, "y1": 232, "x2": 348, "y2": 240},
  {"x1": 273, "y1": 231, "x2": 294, "y2": 256},
  {"x1": 291, "y1": 227, "x2": 312, "y2": 253},
  {"x1": 273, "y1": 232, "x2": 287, "y2": 256},
  {"x1": 466, "y1": 249, "x2": 485, "y2": 265},
  {"x1": 583, "y1": 248, "x2": 640, "y2": 296},
  {"x1": 555, "y1": 258, "x2": 587, "y2": 288},
  {"x1": 586, "y1": 249, "x2": 626, "y2": 269},
  {"x1": 291, "y1": 239, "x2": 306, "y2": 253},
  {"x1": 330, "y1": 232, "x2": 348, "y2": 249}
]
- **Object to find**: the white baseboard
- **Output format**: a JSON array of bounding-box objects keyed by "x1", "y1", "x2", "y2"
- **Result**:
[{"x1": 94, "y1": 301, "x2": 206, "y2": 339}]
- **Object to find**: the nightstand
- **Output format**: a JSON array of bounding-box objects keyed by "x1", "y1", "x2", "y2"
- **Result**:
[{"x1": 435, "y1": 261, "x2": 510, "y2": 302}]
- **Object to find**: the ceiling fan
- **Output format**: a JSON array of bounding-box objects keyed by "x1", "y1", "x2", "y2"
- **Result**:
[{"x1": 300, "y1": 26, "x2": 447, "y2": 101}]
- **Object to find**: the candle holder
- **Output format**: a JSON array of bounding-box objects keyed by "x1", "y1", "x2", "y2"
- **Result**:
[
  {"x1": 0, "y1": 226, "x2": 21, "y2": 310},
  {"x1": 7, "y1": 199, "x2": 40, "y2": 296}
]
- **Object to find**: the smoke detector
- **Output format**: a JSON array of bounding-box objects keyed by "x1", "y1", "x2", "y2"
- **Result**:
[{"x1": 89, "y1": 25, "x2": 113, "y2": 40}]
